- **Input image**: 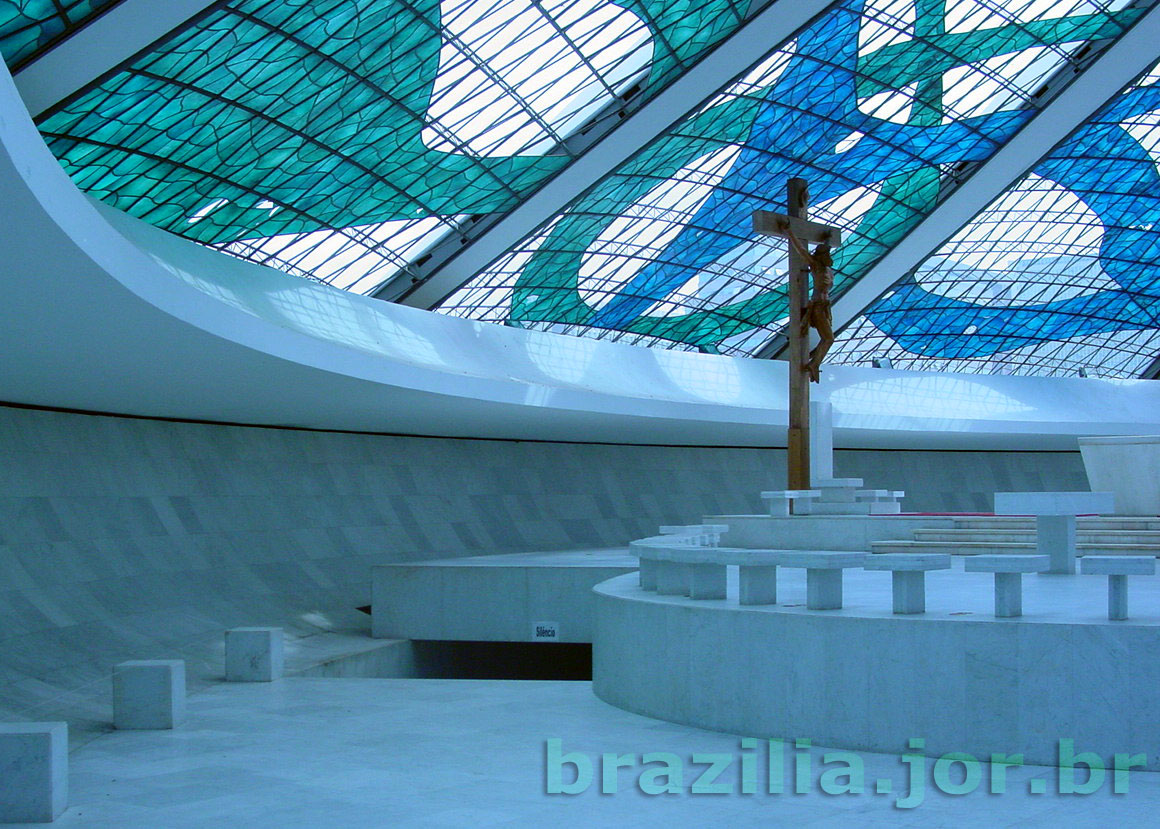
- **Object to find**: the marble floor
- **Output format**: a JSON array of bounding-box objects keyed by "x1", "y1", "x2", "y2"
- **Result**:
[{"x1": 17, "y1": 677, "x2": 1160, "y2": 828}]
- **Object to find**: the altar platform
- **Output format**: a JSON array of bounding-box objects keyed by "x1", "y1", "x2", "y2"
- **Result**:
[{"x1": 594, "y1": 558, "x2": 1160, "y2": 771}]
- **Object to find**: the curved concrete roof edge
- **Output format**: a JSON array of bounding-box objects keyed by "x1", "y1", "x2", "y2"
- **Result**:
[{"x1": 2, "y1": 60, "x2": 1158, "y2": 450}]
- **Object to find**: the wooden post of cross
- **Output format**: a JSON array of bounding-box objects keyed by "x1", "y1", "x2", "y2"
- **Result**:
[{"x1": 752, "y1": 179, "x2": 842, "y2": 494}]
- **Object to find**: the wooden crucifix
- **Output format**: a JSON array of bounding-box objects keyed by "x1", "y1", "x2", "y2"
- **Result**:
[{"x1": 752, "y1": 178, "x2": 842, "y2": 491}]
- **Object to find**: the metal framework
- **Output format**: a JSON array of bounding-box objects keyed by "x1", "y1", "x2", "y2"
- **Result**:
[
  {"x1": 7, "y1": 0, "x2": 1160, "y2": 379},
  {"x1": 376, "y1": 0, "x2": 827, "y2": 306},
  {"x1": 10, "y1": 0, "x2": 222, "y2": 117},
  {"x1": 809, "y1": 1, "x2": 1160, "y2": 377},
  {"x1": 0, "y1": 0, "x2": 126, "y2": 72},
  {"x1": 434, "y1": 0, "x2": 1150, "y2": 364},
  {"x1": 24, "y1": 0, "x2": 753, "y2": 295}
]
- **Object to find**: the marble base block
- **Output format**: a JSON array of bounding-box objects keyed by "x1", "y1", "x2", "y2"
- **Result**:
[
  {"x1": 0, "y1": 722, "x2": 67, "y2": 823},
  {"x1": 806, "y1": 569, "x2": 843, "y2": 610},
  {"x1": 1037, "y1": 514, "x2": 1077, "y2": 575},
  {"x1": 656, "y1": 562, "x2": 689, "y2": 596},
  {"x1": 688, "y1": 563, "x2": 727, "y2": 600},
  {"x1": 892, "y1": 570, "x2": 926, "y2": 614},
  {"x1": 738, "y1": 565, "x2": 777, "y2": 605},
  {"x1": 994, "y1": 573, "x2": 1022, "y2": 618},
  {"x1": 114, "y1": 660, "x2": 185, "y2": 729},
  {"x1": 225, "y1": 627, "x2": 284, "y2": 682},
  {"x1": 638, "y1": 558, "x2": 657, "y2": 590}
]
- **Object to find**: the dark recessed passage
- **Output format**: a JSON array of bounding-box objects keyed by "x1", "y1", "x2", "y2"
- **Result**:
[{"x1": 410, "y1": 640, "x2": 592, "y2": 681}]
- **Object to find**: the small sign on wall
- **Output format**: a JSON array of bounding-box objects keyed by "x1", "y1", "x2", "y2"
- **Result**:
[{"x1": 532, "y1": 621, "x2": 559, "y2": 641}]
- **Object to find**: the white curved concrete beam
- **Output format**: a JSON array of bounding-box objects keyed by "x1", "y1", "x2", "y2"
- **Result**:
[
  {"x1": 1, "y1": 59, "x2": 1158, "y2": 450},
  {"x1": 14, "y1": 0, "x2": 220, "y2": 117}
]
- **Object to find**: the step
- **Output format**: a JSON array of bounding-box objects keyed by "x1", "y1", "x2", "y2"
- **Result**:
[
  {"x1": 914, "y1": 529, "x2": 1160, "y2": 545},
  {"x1": 952, "y1": 517, "x2": 1160, "y2": 531},
  {"x1": 871, "y1": 540, "x2": 1160, "y2": 557}
]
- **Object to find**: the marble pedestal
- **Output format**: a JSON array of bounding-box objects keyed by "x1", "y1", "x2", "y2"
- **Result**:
[
  {"x1": 114, "y1": 660, "x2": 185, "y2": 729},
  {"x1": 994, "y1": 492, "x2": 1115, "y2": 575},
  {"x1": 226, "y1": 627, "x2": 284, "y2": 682},
  {"x1": 0, "y1": 722, "x2": 67, "y2": 823}
]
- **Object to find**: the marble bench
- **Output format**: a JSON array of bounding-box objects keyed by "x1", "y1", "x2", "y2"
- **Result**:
[
  {"x1": 630, "y1": 536, "x2": 675, "y2": 591},
  {"x1": 993, "y1": 491, "x2": 1115, "y2": 574},
  {"x1": 658, "y1": 524, "x2": 728, "y2": 546},
  {"x1": 1081, "y1": 555, "x2": 1156, "y2": 620},
  {"x1": 632, "y1": 545, "x2": 866, "y2": 608},
  {"x1": 855, "y1": 489, "x2": 906, "y2": 515},
  {"x1": 863, "y1": 553, "x2": 951, "y2": 613},
  {"x1": 759, "y1": 490, "x2": 820, "y2": 517},
  {"x1": 636, "y1": 545, "x2": 766, "y2": 600},
  {"x1": 964, "y1": 554, "x2": 1050, "y2": 617}
]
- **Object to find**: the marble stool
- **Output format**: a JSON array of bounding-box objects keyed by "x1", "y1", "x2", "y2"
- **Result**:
[
  {"x1": 113, "y1": 660, "x2": 185, "y2": 729},
  {"x1": 1080, "y1": 555, "x2": 1156, "y2": 620},
  {"x1": 0, "y1": 722, "x2": 67, "y2": 823},
  {"x1": 863, "y1": 553, "x2": 951, "y2": 614},
  {"x1": 226, "y1": 627, "x2": 284, "y2": 682},
  {"x1": 964, "y1": 555, "x2": 1050, "y2": 617}
]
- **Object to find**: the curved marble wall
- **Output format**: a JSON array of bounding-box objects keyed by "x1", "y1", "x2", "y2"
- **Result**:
[{"x1": 0, "y1": 404, "x2": 1088, "y2": 744}]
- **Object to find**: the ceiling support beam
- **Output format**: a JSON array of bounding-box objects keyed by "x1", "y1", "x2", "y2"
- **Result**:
[
  {"x1": 758, "y1": 0, "x2": 1160, "y2": 361},
  {"x1": 13, "y1": 0, "x2": 222, "y2": 118},
  {"x1": 1142, "y1": 352, "x2": 1160, "y2": 379},
  {"x1": 377, "y1": 0, "x2": 834, "y2": 308}
]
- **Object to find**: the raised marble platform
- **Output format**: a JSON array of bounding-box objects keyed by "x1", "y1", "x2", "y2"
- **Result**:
[
  {"x1": 372, "y1": 549, "x2": 637, "y2": 643},
  {"x1": 594, "y1": 558, "x2": 1160, "y2": 770},
  {"x1": 706, "y1": 514, "x2": 956, "y2": 550}
]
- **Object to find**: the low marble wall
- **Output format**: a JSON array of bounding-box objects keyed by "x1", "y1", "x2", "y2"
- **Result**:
[
  {"x1": 594, "y1": 573, "x2": 1160, "y2": 770},
  {"x1": 1079, "y1": 436, "x2": 1160, "y2": 516}
]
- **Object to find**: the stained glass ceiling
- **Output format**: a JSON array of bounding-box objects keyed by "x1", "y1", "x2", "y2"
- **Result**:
[
  {"x1": 828, "y1": 57, "x2": 1160, "y2": 378},
  {"x1": 22, "y1": 0, "x2": 749, "y2": 294},
  {"x1": 0, "y1": 1, "x2": 121, "y2": 68},
  {"x1": 5, "y1": 0, "x2": 1159, "y2": 377},
  {"x1": 436, "y1": 0, "x2": 1148, "y2": 360}
]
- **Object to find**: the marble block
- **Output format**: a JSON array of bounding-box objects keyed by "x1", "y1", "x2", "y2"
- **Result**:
[
  {"x1": 993, "y1": 491, "x2": 1115, "y2": 516},
  {"x1": 0, "y1": 722, "x2": 67, "y2": 823},
  {"x1": 806, "y1": 569, "x2": 844, "y2": 610},
  {"x1": 655, "y1": 561, "x2": 689, "y2": 596},
  {"x1": 113, "y1": 660, "x2": 185, "y2": 729},
  {"x1": 809, "y1": 401, "x2": 835, "y2": 483},
  {"x1": 688, "y1": 563, "x2": 727, "y2": 600},
  {"x1": 225, "y1": 627, "x2": 284, "y2": 682},
  {"x1": 638, "y1": 557, "x2": 658, "y2": 591},
  {"x1": 964, "y1": 554, "x2": 1051, "y2": 574},
  {"x1": 1081, "y1": 556, "x2": 1157, "y2": 576},
  {"x1": 738, "y1": 565, "x2": 777, "y2": 605}
]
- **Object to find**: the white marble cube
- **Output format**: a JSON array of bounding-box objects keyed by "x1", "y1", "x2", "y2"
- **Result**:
[
  {"x1": 0, "y1": 722, "x2": 67, "y2": 823},
  {"x1": 114, "y1": 660, "x2": 185, "y2": 729},
  {"x1": 225, "y1": 627, "x2": 284, "y2": 682}
]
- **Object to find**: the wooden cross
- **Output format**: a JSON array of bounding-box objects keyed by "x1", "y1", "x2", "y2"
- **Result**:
[{"x1": 752, "y1": 178, "x2": 842, "y2": 492}]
